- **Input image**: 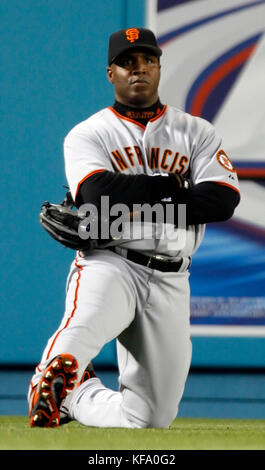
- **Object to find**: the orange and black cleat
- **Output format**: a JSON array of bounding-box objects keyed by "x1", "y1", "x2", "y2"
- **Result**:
[{"x1": 29, "y1": 354, "x2": 78, "y2": 428}]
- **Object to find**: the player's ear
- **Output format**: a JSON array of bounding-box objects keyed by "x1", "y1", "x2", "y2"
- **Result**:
[{"x1": 107, "y1": 66, "x2": 114, "y2": 84}]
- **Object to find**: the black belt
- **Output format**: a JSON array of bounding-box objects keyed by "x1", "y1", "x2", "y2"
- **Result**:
[{"x1": 109, "y1": 247, "x2": 188, "y2": 272}]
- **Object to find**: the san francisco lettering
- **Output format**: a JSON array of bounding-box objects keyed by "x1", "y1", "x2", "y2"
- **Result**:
[{"x1": 110, "y1": 146, "x2": 189, "y2": 174}]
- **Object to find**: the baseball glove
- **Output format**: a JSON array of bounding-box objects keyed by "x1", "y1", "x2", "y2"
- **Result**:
[{"x1": 39, "y1": 190, "x2": 100, "y2": 251}]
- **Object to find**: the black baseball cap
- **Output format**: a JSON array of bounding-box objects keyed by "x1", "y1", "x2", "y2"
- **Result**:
[{"x1": 108, "y1": 27, "x2": 162, "y2": 65}]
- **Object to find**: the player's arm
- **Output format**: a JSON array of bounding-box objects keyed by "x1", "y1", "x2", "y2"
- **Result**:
[
  {"x1": 66, "y1": 121, "x2": 240, "y2": 226},
  {"x1": 175, "y1": 181, "x2": 240, "y2": 225},
  {"x1": 178, "y1": 117, "x2": 241, "y2": 225},
  {"x1": 75, "y1": 170, "x2": 239, "y2": 225},
  {"x1": 75, "y1": 170, "x2": 183, "y2": 210}
]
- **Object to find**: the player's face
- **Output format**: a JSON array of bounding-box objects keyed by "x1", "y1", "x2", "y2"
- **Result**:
[{"x1": 107, "y1": 49, "x2": 161, "y2": 108}]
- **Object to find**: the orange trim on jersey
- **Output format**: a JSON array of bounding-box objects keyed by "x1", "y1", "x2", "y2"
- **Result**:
[
  {"x1": 214, "y1": 181, "x2": 241, "y2": 197},
  {"x1": 149, "y1": 105, "x2": 167, "y2": 122},
  {"x1": 108, "y1": 107, "x2": 146, "y2": 130},
  {"x1": 75, "y1": 169, "x2": 105, "y2": 202},
  {"x1": 46, "y1": 259, "x2": 83, "y2": 360},
  {"x1": 108, "y1": 105, "x2": 167, "y2": 129}
]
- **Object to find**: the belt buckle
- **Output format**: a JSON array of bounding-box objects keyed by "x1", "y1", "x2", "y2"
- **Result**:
[{"x1": 146, "y1": 255, "x2": 166, "y2": 268}]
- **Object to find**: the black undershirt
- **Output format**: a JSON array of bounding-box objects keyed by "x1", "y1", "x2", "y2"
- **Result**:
[{"x1": 75, "y1": 100, "x2": 240, "y2": 227}]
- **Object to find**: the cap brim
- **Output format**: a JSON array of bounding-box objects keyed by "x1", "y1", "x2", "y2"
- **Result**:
[{"x1": 110, "y1": 44, "x2": 162, "y2": 65}]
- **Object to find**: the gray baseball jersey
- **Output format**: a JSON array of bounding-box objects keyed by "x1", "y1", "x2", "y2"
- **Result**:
[{"x1": 64, "y1": 104, "x2": 240, "y2": 258}]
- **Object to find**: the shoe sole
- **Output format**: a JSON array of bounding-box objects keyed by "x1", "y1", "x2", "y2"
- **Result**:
[{"x1": 30, "y1": 354, "x2": 78, "y2": 428}]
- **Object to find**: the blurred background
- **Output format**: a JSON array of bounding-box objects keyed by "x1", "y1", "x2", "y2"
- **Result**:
[{"x1": 1, "y1": 0, "x2": 265, "y2": 419}]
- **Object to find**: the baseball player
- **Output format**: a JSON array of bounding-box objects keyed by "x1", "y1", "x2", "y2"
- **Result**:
[{"x1": 28, "y1": 27, "x2": 240, "y2": 429}]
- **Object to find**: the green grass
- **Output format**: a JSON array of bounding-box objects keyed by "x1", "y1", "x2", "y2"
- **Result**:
[{"x1": 1, "y1": 416, "x2": 265, "y2": 450}]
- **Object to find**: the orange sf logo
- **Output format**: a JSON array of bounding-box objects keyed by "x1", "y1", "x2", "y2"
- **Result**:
[
  {"x1": 216, "y1": 150, "x2": 236, "y2": 172},
  {"x1": 126, "y1": 28, "x2": 140, "y2": 43}
]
